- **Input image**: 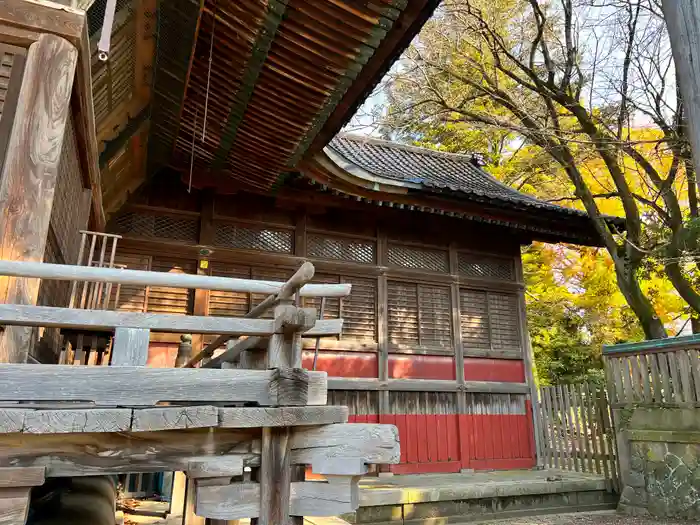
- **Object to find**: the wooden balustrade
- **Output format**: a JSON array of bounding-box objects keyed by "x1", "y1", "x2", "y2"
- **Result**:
[{"x1": 0, "y1": 260, "x2": 399, "y2": 525}]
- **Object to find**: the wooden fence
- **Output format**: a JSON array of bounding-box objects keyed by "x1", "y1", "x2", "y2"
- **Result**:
[
  {"x1": 538, "y1": 383, "x2": 618, "y2": 491},
  {"x1": 604, "y1": 339, "x2": 700, "y2": 406}
]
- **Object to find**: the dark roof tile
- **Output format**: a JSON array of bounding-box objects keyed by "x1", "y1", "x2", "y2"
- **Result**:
[{"x1": 327, "y1": 134, "x2": 587, "y2": 217}]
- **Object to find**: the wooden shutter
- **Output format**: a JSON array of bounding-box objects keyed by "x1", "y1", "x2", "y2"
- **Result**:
[
  {"x1": 460, "y1": 288, "x2": 522, "y2": 356},
  {"x1": 460, "y1": 289, "x2": 490, "y2": 350},
  {"x1": 147, "y1": 257, "x2": 195, "y2": 315},
  {"x1": 488, "y1": 292, "x2": 521, "y2": 351},
  {"x1": 388, "y1": 282, "x2": 451, "y2": 349},
  {"x1": 418, "y1": 285, "x2": 452, "y2": 348},
  {"x1": 303, "y1": 273, "x2": 341, "y2": 320},
  {"x1": 388, "y1": 281, "x2": 419, "y2": 346},
  {"x1": 0, "y1": 43, "x2": 26, "y2": 174},
  {"x1": 112, "y1": 253, "x2": 150, "y2": 312},
  {"x1": 209, "y1": 263, "x2": 252, "y2": 317},
  {"x1": 341, "y1": 276, "x2": 377, "y2": 341}
]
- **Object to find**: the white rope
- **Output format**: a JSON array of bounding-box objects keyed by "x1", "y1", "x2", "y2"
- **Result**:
[
  {"x1": 189, "y1": 109, "x2": 198, "y2": 193},
  {"x1": 202, "y1": 11, "x2": 216, "y2": 141}
]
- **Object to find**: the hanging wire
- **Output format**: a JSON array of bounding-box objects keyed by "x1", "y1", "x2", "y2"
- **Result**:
[
  {"x1": 202, "y1": 8, "x2": 216, "y2": 141},
  {"x1": 189, "y1": 109, "x2": 198, "y2": 193}
]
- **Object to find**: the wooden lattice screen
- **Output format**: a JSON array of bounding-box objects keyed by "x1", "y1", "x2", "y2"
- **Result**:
[
  {"x1": 387, "y1": 244, "x2": 449, "y2": 273},
  {"x1": 458, "y1": 253, "x2": 515, "y2": 281},
  {"x1": 307, "y1": 233, "x2": 375, "y2": 264}
]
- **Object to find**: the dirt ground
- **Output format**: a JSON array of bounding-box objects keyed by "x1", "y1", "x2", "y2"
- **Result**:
[{"x1": 471, "y1": 511, "x2": 691, "y2": 525}]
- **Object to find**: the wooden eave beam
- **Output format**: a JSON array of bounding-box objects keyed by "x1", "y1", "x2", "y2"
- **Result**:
[
  {"x1": 306, "y1": 0, "x2": 442, "y2": 158},
  {"x1": 299, "y1": 160, "x2": 604, "y2": 246},
  {"x1": 212, "y1": 0, "x2": 290, "y2": 169},
  {"x1": 0, "y1": 0, "x2": 106, "y2": 230}
]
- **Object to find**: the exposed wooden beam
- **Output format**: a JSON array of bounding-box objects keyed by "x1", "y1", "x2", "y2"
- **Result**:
[
  {"x1": 212, "y1": 0, "x2": 289, "y2": 169},
  {"x1": 307, "y1": 0, "x2": 441, "y2": 158},
  {"x1": 0, "y1": 0, "x2": 84, "y2": 46}
]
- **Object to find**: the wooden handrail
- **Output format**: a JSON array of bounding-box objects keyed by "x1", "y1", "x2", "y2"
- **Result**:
[
  {"x1": 186, "y1": 262, "x2": 317, "y2": 368},
  {"x1": 0, "y1": 260, "x2": 351, "y2": 297}
]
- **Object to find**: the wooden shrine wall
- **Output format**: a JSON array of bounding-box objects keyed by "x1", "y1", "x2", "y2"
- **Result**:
[{"x1": 104, "y1": 178, "x2": 537, "y2": 472}]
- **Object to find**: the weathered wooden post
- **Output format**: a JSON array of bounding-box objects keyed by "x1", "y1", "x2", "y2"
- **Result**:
[{"x1": 0, "y1": 33, "x2": 78, "y2": 363}]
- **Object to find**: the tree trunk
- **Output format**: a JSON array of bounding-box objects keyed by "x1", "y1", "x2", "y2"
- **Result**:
[{"x1": 613, "y1": 259, "x2": 667, "y2": 339}]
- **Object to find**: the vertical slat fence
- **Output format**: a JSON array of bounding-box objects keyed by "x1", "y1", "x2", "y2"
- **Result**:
[{"x1": 538, "y1": 382, "x2": 618, "y2": 491}]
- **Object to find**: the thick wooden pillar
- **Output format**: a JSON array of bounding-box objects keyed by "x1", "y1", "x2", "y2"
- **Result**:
[{"x1": 0, "y1": 33, "x2": 78, "y2": 363}]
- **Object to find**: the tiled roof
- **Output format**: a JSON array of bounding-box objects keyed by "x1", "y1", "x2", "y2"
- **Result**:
[{"x1": 327, "y1": 134, "x2": 586, "y2": 217}]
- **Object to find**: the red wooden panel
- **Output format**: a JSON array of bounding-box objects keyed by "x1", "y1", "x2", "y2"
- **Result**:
[
  {"x1": 458, "y1": 415, "x2": 470, "y2": 468},
  {"x1": 463, "y1": 358, "x2": 525, "y2": 382},
  {"x1": 510, "y1": 415, "x2": 521, "y2": 458},
  {"x1": 426, "y1": 414, "x2": 439, "y2": 462},
  {"x1": 301, "y1": 351, "x2": 377, "y2": 378},
  {"x1": 474, "y1": 414, "x2": 485, "y2": 460},
  {"x1": 407, "y1": 416, "x2": 420, "y2": 463},
  {"x1": 446, "y1": 415, "x2": 459, "y2": 461},
  {"x1": 146, "y1": 343, "x2": 178, "y2": 367},
  {"x1": 515, "y1": 415, "x2": 528, "y2": 458},
  {"x1": 437, "y1": 415, "x2": 449, "y2": 462},
  {"x1": 367, "y1": 414, "x2": 379, "y2": 423},
  {"x1": 526, "y1": 401, "x2": 537, "y2": 459},
  {"x1": 389, "y1": 354, "x2": 455, "y2": 380},
  {"x1": 355, "y1": 414, "x2": 368, "y2": 423},
  {"x1": 483, "y1": 416, "x2": 495, "y2": 459},
  {"x1": 390, "y1": 461, "x2": 461, "y2": 475},
  {"x1": 417, "y1": 416, "x2": 429, "y2": 463},
  {"x1": 394, "y1": 414, "x2": 408, "y2": 464}
]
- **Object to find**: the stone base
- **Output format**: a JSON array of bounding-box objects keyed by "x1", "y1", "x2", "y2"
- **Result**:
[{"x1": 624, "y1": 439, "x2": 700, "y2": 519}]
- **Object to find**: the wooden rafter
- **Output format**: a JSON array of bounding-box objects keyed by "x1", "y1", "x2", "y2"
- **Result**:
[{"x1": 212, "y1": 0, "x2": 290, "y2": 169}]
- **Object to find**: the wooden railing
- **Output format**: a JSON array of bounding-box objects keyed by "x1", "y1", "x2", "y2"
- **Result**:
[
  {"x1": 0, "y1": 260, "x2": 400, "y2": 524},
  {"x1": 603, "y1": 336, "x2": 700, "y2": 406},
  {"x1": 538, "y1": 382, "x2": 618, "y2": 491}
]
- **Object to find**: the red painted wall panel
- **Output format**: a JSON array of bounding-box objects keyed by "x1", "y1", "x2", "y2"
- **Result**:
[
  {"x1": 300, "y1": 351, "x2": 377, "y2": 378},
  {"x1": 374, "y1": 413, "x2": 535, "y2": 474},
  {"x1": 463, "y1": 358, "x2": 525, "y2": 382},
  {"x1": 389, "y1": 354, "x2": 455, "y2": 380}
]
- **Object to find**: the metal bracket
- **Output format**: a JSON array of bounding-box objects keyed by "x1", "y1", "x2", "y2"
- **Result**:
[{"x1": 97, "y1": 0, "x2": 118, "y2": 61}]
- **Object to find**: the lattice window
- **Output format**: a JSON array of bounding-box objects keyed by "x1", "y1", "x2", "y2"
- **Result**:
[
  {"x1": 307, "y1": 234, "x2": 375, "y2": 264},
  {"x1": 214, "y1": 222, "x2": 293, "y2": 254},
  {"x1": 302, "y1": 274, "x2": 377, "y2": 342},
  {"x1": 388, "y1": 281, "x2": 452, "y2": 349},
  {"x1": 458, "y1": 253, "x2": 515, "y2": 281},
  {"x1": 460, "y1": 289, "x2": 522, "y2": 355},
  {"x1": 114, "y1": 211, "x2": 199, "y2": 243},
  {"x1": 387, "y1": 244, "x2": 449, "y2": 273}
]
